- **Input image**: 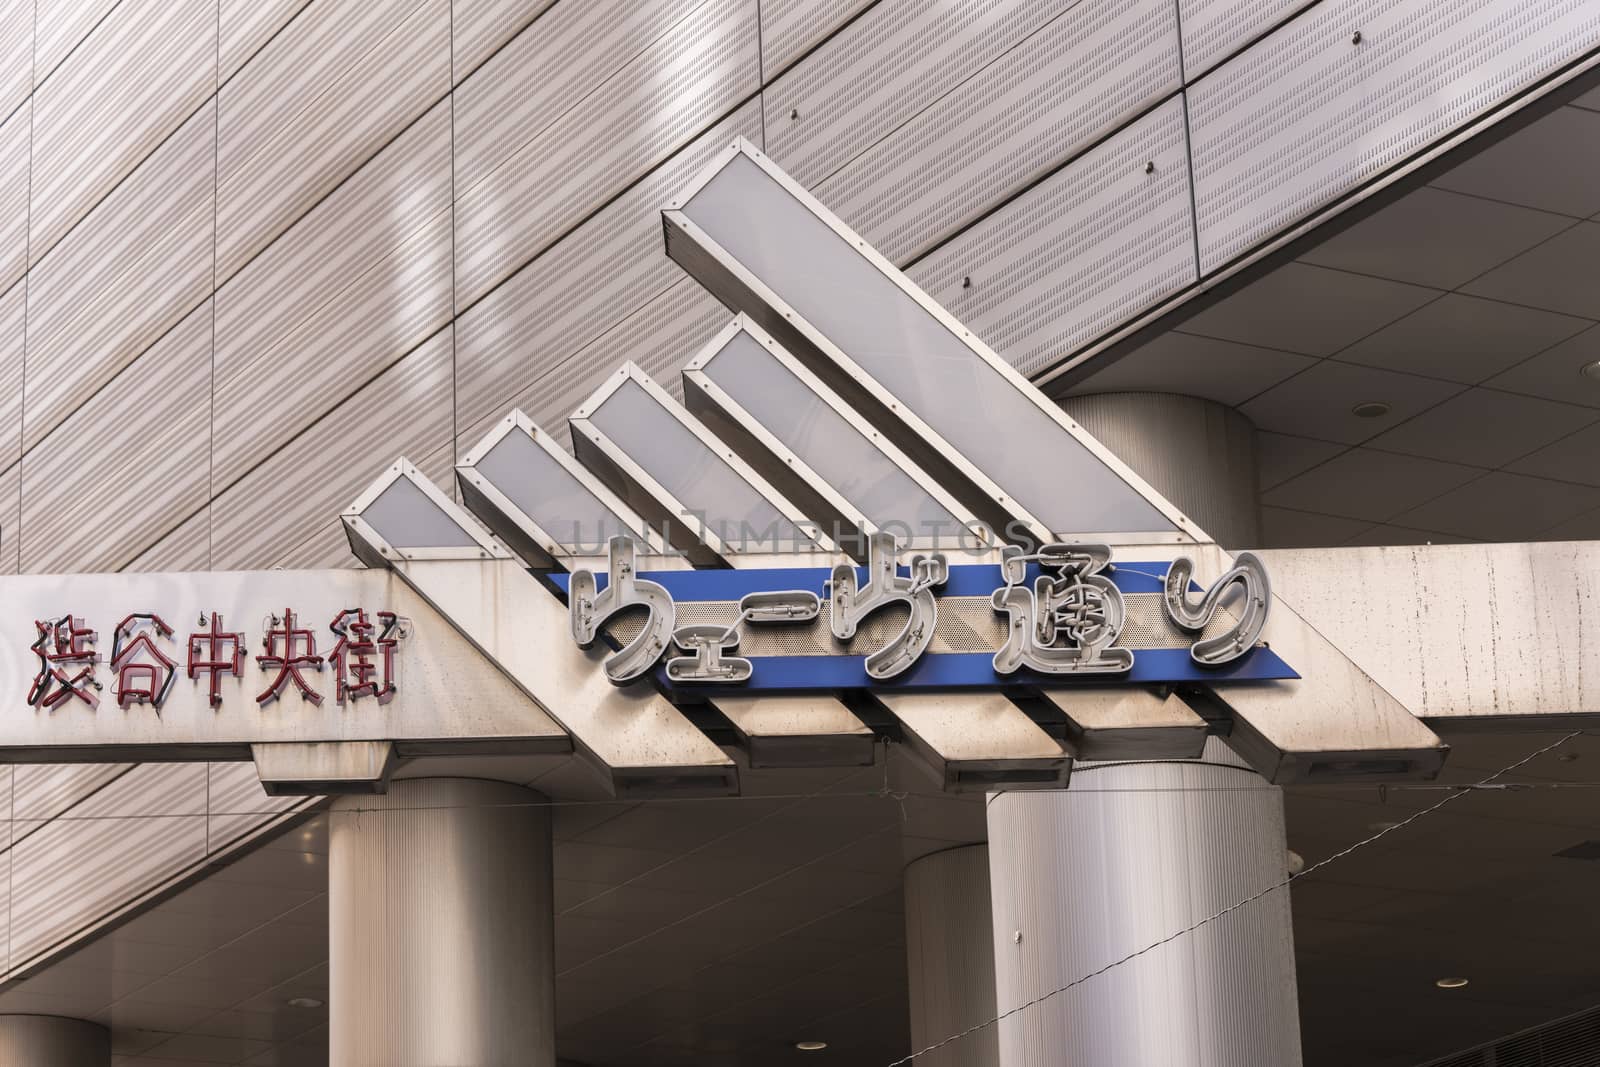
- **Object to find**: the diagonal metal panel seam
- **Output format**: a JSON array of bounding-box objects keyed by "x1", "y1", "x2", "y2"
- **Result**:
[{"x1": 1036, "y1": 5, "x2": 1600, "y2": 394}]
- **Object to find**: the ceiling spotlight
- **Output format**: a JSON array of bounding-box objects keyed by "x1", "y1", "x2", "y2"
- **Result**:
[
  {"x1": 1580, "y1": 359, "x2": 1600, "y2": 382},
  {"x1": 795, "y1": 1040, "x2": 828, "y2": 1051},
  {"x1": 286, "y1": 997, "x2": 324, "y2": 1009},
  {"x1": 1435, "y1": 977, "x2": 1469, "y2": 989},
  {"x1": 1286, "y1": 850, "x2": 1306, "y2": 875},
  {"x1": 1351, "y1": 401, "x2": 1392, "y2": 418}
]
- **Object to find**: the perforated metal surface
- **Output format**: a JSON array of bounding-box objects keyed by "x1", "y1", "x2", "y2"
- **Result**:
[
  {"x1": 909, "y1": 97, "x2": 1196, "y2": 379},
  {"x1": 1177, "y1": 0, "x2": 1311, "y2": 80},
  {"x1": 817, "y1": 0, "x2": 1182, "y2": 265},
  {"x1": 1189, "y1": 0, "x2": 1600, "y2": 275}
]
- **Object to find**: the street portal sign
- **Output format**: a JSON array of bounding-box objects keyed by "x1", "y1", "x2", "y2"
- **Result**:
[{"x1": 0, "y1": 139, "x2": 1457, "y2": 796}]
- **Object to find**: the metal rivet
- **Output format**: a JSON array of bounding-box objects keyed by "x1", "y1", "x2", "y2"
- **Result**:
[
  {"x1": 790, "y1": 107, "x2": 799, "y2": 120},
  {"x1": 1012, "y1": 930, "x2": 1023, "y2": 944},
  {"x1": 1144, "y1": 160, "x2": 1155, "y2": 174},
  {"x1": 962, "y1": 276, "x2": 972, "y2": 289},
  {"x1": 1351, "y1": 29, "x2": 1362, "y2": 44}
]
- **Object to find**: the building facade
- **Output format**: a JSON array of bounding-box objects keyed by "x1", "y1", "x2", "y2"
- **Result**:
[{"x1": 0, "y1": 0, "x2": 1596, "y2": 1064}]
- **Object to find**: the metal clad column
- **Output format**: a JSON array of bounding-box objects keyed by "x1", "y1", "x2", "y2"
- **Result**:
[
  {"x1": 1059, "y1": 393, "x2": 1259, "y2": 549},
  {"x1": 987, "y1": 741, "x2": 1300, "y2": 1066},
  {"x1": 904, "y1": 845, "x2": 1000, "y2": 1067},
  {"x1": 0, "y1": 1016, "x2": 108, "y2": 1065},
  {"x1": 330, "y1": 778, "x2": 555, "y2": 1066},
  {"x1": 985, "y1": 393, "x2": 1299, "y2": 1065}
]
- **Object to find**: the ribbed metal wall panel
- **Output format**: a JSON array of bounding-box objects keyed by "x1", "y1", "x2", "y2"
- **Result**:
[
  {"x1": 23, "y1": 99, "x2": 214, "y2": 453},
  {"x1": 0, "y1": 102, "x2": 26, "y2": 293},
  {"x1": 452, "y1": 0, "x2": 557, "y2": 84},
  {"x1": 123, "y1": 510, "x2": 210, "y2": 572},
  {"x1": 213, "y1": 98, "x2": 453, "y2": 491},
  {"x1": 210, "y1": 328, "x2": 454, "y2": 570},
  {"x1": 0, "y1": 0, "x2": 29, "y2": 118},
  {"x1": 215, "y1": 0, "x2": 448, "y2": 281},
  {"x1": 759, "y1": 0, "x2": 871, "y2": 75},
  {"x1": 0, "y1": 458, "x2": 15, "y2": 576},
  {"x1": 817, "y1": 0, "x2": 1181, "y2": 265},
  {"x1": 1190, "y1": 0, "x2": 1600, "y2": 275},
  {"x1": 218, "y1": 0, "x2": 306, "y2": 83},
  {"x1": 29, "y1": 0, "x2": 214, "y2": 265},
  {"x1": 13, "y1": 764, "x2": 126, "y2": 827},
  {"x1": 1177, "y1": 0, "x2": 1312, "y2": 80},
  {"x1": 908, "y1": 98, "x2": 1196, "y2": 379},
  {"x1": 21, "y1": 301, "x2": 211, "y2": 573},
  {"x1": 208, "y1": 762, "x2": 302, "y2": 853},
  {"x1": 454, "y1": 100, "x2": 761, "y2": 445},
  {"x1": 0, "y1": 281, "x2": 20, "y2": 473},
  {"x1": 764, "y1": 0, "x2": 1059, "y2": 189},
  {"x1": 453, "y1": 0, "x2": 701, "y2": 193},
  {"x1": 454, "y1": 0, "x2": 759, "y2": 306},
  {"x1": 10, "y1": 763, "x2": 208, "y2": 965},
  {"x1": 32, "y1": 0, "x2": 116, "y2": 86}
]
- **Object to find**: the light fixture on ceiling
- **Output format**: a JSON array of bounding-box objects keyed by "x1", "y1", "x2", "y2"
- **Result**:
[
  {"x1": 1351, "y1": 401, "x2": 1392, "y2": 418},
  {"x1": 1286, "y1": 850, "x2": 1305, "y2": 875},
  {"x1": 287, "y1": 997, "x2": 324, "y2": 1009},
  {"x1": 1435, "y1": 977, "x2": 1469, "y2": 989},
  {"x1": 1367, "y1": 820, "x2": 1402, "y2": 833},
  {"x1": 795, "y1": 1040, "x2": 828, "y2": 1051},
  {"x1": 1559, "y1": 752, "x2": 1580, "y2": 762},
  {"x1": 1580, "y1": 359, "x2": 1600, "y2": 382}
]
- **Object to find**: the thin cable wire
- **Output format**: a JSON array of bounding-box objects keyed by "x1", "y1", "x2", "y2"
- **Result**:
[{"x1": 883, "y1": 729, "x2": 1585, "y2": 1067}]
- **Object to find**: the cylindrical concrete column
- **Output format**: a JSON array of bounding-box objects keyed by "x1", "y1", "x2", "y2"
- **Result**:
[
  {"x1": 904, "y1": 845, "x2": 1000, "y2": 1067},
  {"x1": 1059, "y1": 392, "x2": 1260, "y2": 549},
  {"x1": 987, "y1": 739, "x2": 1300, "y2": 1066},
  {"x1": 0, "y1": 1015, "x2": 108, "y2": 1065},
  {"x1": 330, "y1": 777, "x2": 555, "y2": 1067}
]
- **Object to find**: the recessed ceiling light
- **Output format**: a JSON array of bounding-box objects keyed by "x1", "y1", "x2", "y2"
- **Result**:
[
  {"x1": 1580, "y1": 359, "x2": 1600, "y2": 382},
  {"x1": 1367, "y1": 820, "x2": 1402, "y2": 832},
  {"x1": 1435, "y1": 977, "x2": 1469, "y2": 989},
  {"x1": 1559, "y1": 752, "x2": 1580, "y2": 762},
  {"x1": 1286, "y1": 850, "x2": 1305, "y2": 875},
  {"x1": 287, "y1": 997, "x2": 324, "y2": 1009},
  {"x1": 1351, "y1": 401, "x2": 1391, "y2": 418},
  {"x1": 795, "y1": 1040, "x2": 828, "y2": 1051}
]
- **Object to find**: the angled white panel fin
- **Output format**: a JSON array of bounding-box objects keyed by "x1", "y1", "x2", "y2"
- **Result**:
[
  {"x1": 663, "y1": 138, "x2": 1201, "y2": 547},
  {"x1": 344, "y1": 460, "x2": 734, "y2": 795}
]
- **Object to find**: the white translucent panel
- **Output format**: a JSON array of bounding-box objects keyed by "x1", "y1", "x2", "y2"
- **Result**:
[
  {"x1": 681, "y1": 154, "x2": 1175, "y2": 535},
  {"x1": 361, "y1": 476, "x2": 480, "y2": 549},
  {"x1": 587, "y1": 378, "x2": 808, "y2": 552},
  {"x1": 703, "y1": 330, "x2": 962, "y2": 539},
  {"x1": 475, "y1": 429, "x2": 635, "y2": 552}
]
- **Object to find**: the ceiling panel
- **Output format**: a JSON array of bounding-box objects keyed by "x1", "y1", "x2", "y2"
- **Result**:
[
  {"x1": 1262, "y1": 447, "x2": 1482, "y2": 524},
  {"x1": 1069, "y1": 330, "x2": 1315, "y2": 406},
  {"x1": 1256, "y1": 432, "x2": 1346, "y2": 491},
  {"x1": 1540, "y1": 505, "x2": 1600, "y2": 541},
  {"x1": 1430, "y1": 105, "x2": 1600, "y2": 218},
  {"x1": 1180, "y1": 263, "x2": 1440, "y2": 356},
  {"x1": 1482, "y1": 323, "x2": 1600, "y2": 409},
  {"x1": 1336, "y1": 293, "x2": 1592, "y2": 384},
  {"x1": 1342, "y1": 524, "x2": 1478, "y2": 547},
  {"x1": 1461, "y1": 221, "x2": 1600, "y2": 318},
  {"x1": 1297, "y1": 187, "x2": 1573, "y2": 290},
  {"x1": 1240, "y1": 360, "x2": 1463, "y2": 444},
  {"x1": 1392, "y1": 471, "x2": 1600, "y2": 540},
  {"x1": 1506, "y1": 421, "x2": 1600, "y2": 487},
  {"x1": 1257, "y1": 506, "x2": 1373, "y2": 549},
  {"x1": 1364, "y1": 388, "x2": 1598, "y2": 468}
]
